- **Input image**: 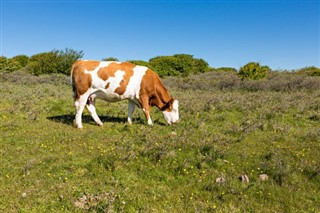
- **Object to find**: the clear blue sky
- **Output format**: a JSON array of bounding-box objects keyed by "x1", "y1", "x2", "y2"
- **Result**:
[{"x1": 1, "y1": 0, "x2": 319, "y2": 70}]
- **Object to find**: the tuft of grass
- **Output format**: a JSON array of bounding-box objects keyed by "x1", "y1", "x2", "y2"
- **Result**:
[{"x1": 0, "y1": 71, "x2": 320, "y2": 212}]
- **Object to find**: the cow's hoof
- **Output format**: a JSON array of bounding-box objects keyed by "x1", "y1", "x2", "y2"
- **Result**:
[{"x1": 73, "y1": 120, "x2": 83, "y2": 129}]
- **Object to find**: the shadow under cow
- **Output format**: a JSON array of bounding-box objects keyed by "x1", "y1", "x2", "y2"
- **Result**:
[{"x1": 47, "y1": 114, "x2": 129, "y2": 126}]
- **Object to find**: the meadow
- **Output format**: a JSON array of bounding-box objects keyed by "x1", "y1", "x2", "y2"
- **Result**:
[{"x1": 0, "y1": 70, "x2": 319, "y2": 212}]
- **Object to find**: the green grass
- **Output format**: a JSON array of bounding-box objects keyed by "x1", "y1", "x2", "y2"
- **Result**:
[{"x1": 0, "y1": 71, "x2": 320, "y2": 212}]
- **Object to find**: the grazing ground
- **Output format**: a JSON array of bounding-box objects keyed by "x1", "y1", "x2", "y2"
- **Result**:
[{"x1": 0, "y1": 71, "x2": 319, "y2": 212}]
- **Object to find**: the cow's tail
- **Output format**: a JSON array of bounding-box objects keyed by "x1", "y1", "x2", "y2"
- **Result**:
[{"x1": 70, "y1": 62, "x2": 77, "y2": 100}]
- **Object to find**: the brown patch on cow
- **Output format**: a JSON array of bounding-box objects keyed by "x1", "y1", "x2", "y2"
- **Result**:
[
  {"x1": 115, "y1": 75, "x2": 131, "y2": 95},
  {"x1": 97, "y1": 66, "x2": 114, "y2": 81},
  {"x1": 139, "y1": 69, "x2": 173, "y2": 111},
  {"x1": 97, "y1": 62, "x2": 135, "y2": 95},
  {"x1": 76, "y1": 60, "x2": 100, "y2": 71},
  {"x1": 72, "y1": 61, "x2": 93, "y2": 99},
  {"x1": 105, "y1": 82, "x2": 110, "y2": 89}
]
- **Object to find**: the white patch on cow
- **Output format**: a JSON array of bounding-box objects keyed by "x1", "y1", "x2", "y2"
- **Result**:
[
  {"x1": 86, "y1": 102, "x2": 103, "y2": 126},
  {"x1": 173, "y1": 99, "x2": 179, "y2": 110},
  {"x1": 74, "y1": 90, "x2": 93, "y2": 128},
  {"x1": 142, "y1": 108, "x2": 153, "y2": 126},
  {"x1": 162, "y1": 99, "x2": 180, "y2": 125},
  {"x1": 147, "y1": 118, "x2": 153, "y2": 126},
  {"x1": 123, "y1": 65, "x2": 148, "y2": 100},
  {"x1": 106, "y1": 70, "x2": 126, "y2": 93}
]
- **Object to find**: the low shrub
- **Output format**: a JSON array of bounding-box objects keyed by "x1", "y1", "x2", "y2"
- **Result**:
[
  {"x1": 127, "y1": 60, "x2": 150, "y2": 67},
  {"x1": 212, "y1": 67, "x2": 237, "y2": 72},
  {"x1": 0, "y1": 70, "x2": 69, "y2": 85},
  {"x1": 12, "y1": 55, "x2": 29, "y2": 67},
  {"x1": 102, "y1": 57, "x2": 119, "y2": 61},
  {"x1": 296, "y1": 66, "x2": 320, "y2": 76},
  {"x1": 0, "y1": 57, "x2": 22, "y2": 72},
  {"x1": 26, "y1": 48, "x2": 83, "y2": 76},
  {"x1": 238, "y1": 62, "x2": 270, "y2": 80},
  {"x1": 149, "y1": 54, "x2": 210, "y2": 77},
  {"x1": 149, "y1": 56, "x2": 181, "y2": 77},
  {"x1": 165, "y1": 70, "x2": 320, "y2": 92}
]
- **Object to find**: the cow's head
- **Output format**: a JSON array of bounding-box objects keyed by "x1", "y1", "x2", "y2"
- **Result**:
[{"x1": 162, "y1": 99, "x2": 179, "y2": 125}]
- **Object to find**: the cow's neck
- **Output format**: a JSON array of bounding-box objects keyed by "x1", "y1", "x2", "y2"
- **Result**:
[{"x1": 152, "y1": 85, "x2": 172, "y2": 111}]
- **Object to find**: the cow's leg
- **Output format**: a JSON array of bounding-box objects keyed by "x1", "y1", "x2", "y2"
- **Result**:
[
  {"x1": 86, "y1": 96, "x2": 103, "y2": 126},
  {"x1": 128, "y1": 100, "x2": 136, "y2": 124},
  {"x1": 140, "y1": 95, "x2": 153, "y2": 126},
  {"x1": 143, "y1": 108, "x2": 153, "y2": 126},
  {"x1": 74, "y1": 94, "x2": 89, "y2": 129}
]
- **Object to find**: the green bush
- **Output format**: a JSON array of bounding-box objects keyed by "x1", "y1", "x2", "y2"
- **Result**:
[
  {"x1": 27, "y1": 48, "x2": 83, "y2": 76},
  {"x1": 0, "y1": 57, "x2": 22, "y2": 72},
  {"x1": 59, "y1": 49, "x2": 84, "y2": 75},
  {"x1": 102, "y1": 57, "x2": 119, "y2": 61},
  {"x1": 27, "y1": 52, "x2": 58, "y2": 75},
  {"x1": 238, "y1": 62, "x2": 270, "y2": 80},
  {"x1": 12, "y1": 55, "x2": 29, "y2": 67},
  {"x1": 297, "y1": 66, "x2": 320, "y2": 76},
  {"x1": 127, "y1": 60, "x2": 150, "y2": 67},
  {"x1": 192, "y1": 57, "x2": 210, "y2": 74},
  {"x1": 149, "y1": 56, "x2": 181, "y2": 77},
  {"x1": 149, "y1": 54, "x2": 209, "y2": 77}
]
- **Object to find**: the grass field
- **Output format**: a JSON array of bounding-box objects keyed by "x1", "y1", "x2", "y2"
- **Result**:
[{"x1": 1, "y1": 71, "x2": 320, "y2": 212}]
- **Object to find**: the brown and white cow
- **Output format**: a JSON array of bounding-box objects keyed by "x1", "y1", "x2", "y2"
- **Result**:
[{"x1": 71, "y1": 60, "x2": 179, "y2": 128}]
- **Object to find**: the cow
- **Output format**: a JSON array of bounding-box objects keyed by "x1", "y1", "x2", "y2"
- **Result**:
[{"x1": 71, "y1": 60, "x2": 179, "y2": 128}]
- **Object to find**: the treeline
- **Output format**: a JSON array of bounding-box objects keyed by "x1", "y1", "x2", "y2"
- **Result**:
[
  {"x1": 0, "y1": 49, "x2": 210, "y2": 77},
  {"x1": 1, "y1": 48, "x2": 319, "y2": 79},
  {"x1": 0, "y1": 49, "x2": 83, "y2": 76}
]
